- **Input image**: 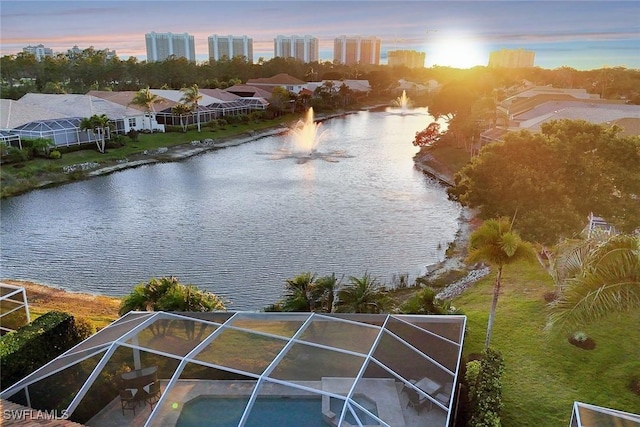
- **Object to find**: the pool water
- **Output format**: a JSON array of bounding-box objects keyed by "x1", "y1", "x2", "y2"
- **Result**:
[
  {"x1": 176, "y1": 396, "x2": 325, "y2": 427},
  {"x1": 330, "y1": 395, "x2": 380, "y2": 426},
  {"x1": 176, "y1": 395, "x2": 381, "y2": 427}
]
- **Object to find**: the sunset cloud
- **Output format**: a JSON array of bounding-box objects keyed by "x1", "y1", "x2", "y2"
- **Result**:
[{"x1": 1, "y1": 1, "x2": 638, "y2": 69}]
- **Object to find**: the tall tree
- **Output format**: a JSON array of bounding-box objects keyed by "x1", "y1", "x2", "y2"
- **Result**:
[
  {"x1": 448, "y1": 120, "x2": 640, "y2": 244},
  {"x1": 181, "y1": 84, "x2": 203, "y2": 132},
  {"x1": 130, "y1": 87, "x2": 161, "y2": 131},
  {"x1": 546, "y1": 234, "x2": 640, "y2": 332},
  {"x1": 467, "y1": 217, "x2": 536, "y2": 350}
]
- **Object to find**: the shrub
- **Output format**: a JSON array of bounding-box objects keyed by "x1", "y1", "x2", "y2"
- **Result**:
[
  {"x1": 0, "y1": 311, "x2": 91, "y2": 390},
  {"x1": 127, "y1": 129, "x2": 139, "y2": 141},
  {"x1": 49, "y1": 150, "x2": 61, "y2": 159},
  {"x1": 468, "y1": 348, "x2": 505, "y2": 427},
  {"x1": 1, "y1": 147, "x2": 31, "y2": 163}
]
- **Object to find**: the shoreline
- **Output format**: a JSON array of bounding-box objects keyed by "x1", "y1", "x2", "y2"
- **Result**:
[{"x1": 3, "y1": 105, "x2": 482, "y2": 308}]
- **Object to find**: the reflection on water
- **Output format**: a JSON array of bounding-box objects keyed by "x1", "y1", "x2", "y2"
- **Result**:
[{"x1": 0, "y1": 108, "x2": 461, "y2": 310}]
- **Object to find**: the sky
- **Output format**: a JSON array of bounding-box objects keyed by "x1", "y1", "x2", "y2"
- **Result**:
[{"x1": 1, "y1": 0, "x2": 639, "y2": 70}]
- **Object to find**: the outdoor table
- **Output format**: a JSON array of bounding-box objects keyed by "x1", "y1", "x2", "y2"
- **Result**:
[{"x1": 414, "y1": 377, "x2": 442, "y2": 396}]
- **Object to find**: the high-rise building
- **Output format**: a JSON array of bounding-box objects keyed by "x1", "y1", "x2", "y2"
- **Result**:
[
  {"x1": 387, "y1": 50, "x2": 425, "y2": 69},
  {"x1": 22, "y1": 44, "x2": 53, "y2": 61},
  {"x1": 145, "y1": 32, "x2": 196, "y2": 62},
  {"x1": 488, "y1": 48, "x2": 535, "y2": 68},
  {"x1": 273, "y1": 35, "x2": 318, "y2": 63},
  {"x1": 208, "y1": 35, "x2": 253, "y2": 63},
  {"x1": 333, "y1": 36, "x2": 381, "y2": 65}
]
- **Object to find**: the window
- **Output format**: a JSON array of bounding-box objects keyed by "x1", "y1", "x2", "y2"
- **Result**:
[{"x1": 128, "y1": 118, "x2": 136, "y2": 128}]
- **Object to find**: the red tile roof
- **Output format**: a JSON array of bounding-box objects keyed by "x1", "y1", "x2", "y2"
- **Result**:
[{"x1": 246, "y1": 73, "x2": 306, "y2": 86}]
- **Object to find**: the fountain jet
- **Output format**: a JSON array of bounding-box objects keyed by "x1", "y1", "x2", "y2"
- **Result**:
[
  {"x1": 393, "y1": 90, "x2": 411, "y2": 115},
  {"x1": 259, "y1": 107, "x2": 352, "y2": 164}
]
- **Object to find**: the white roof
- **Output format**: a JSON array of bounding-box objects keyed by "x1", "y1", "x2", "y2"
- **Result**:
[
  {"x1": 149, "y1": 89, "x2": 231, "y2": 106},
  {"x1": 17, "y1": 93, "x2": 143, "y2": 122},
  {"x1": 0, "y1": 99, "x2": 68, "y2": 129},
  {"x1": 516, "y1": 102, "x2": 640, "y2": 133}
]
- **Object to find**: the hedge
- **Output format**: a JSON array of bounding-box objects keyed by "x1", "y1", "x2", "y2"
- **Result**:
[{"x1": 0, "y1": 311, "x2": 93, "y2": 391}]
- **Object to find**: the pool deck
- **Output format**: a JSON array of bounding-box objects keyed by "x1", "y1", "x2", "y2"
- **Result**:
[{"x1": 88, "y1": 379, "x2": 447, "y2": 427}]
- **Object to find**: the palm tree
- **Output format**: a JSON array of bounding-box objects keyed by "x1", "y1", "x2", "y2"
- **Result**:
[
  {"x1": 335, "y1": 273, "x2": 388, "y2": 313},
  {"x1": 467, "y1": 217, "x2": 536, "y2": 350},
  {"x1": 172, "y1": 103, "x2": 191, "y2": 132},
  {"x1": 546, "y1": 234, "x2": 640, "y2": 332},
  {"x1": 312, "y1": 273, "x2": 339, "y2": 313},
  {"x1": 181, "y1": 84, "x2": 203, "y2": 132},
  {"x1": 79, "y1": 114, "x2": 110, "y2": 153},
  {"x1": 282, "y1": 272, "x2": 317, "y2": 312},
  {"x1": 130, "y1": 87, "x2": 161, "y2": 131}
]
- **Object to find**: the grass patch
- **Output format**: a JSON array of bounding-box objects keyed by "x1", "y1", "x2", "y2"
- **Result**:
[
  {"x1": 454, "y1": 261, "x2": 640, "y2": 425},
  {"x1": 0, "y1": 115, "x2": 297, "y2": 198}
]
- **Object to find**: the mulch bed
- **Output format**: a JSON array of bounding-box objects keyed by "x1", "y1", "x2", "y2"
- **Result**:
[{"x1": 568, "y1": 336, "x2": 596, "y2": 350}]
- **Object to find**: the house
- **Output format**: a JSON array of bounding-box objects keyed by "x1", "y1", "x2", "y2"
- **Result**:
[
  {"x1": 224, "y1": 84, "x2": 273, "y2": 99},
  {"x1": 479, "y1": 86, "x2": 640, "y2": 146},
  {"x1": 0, "y1": 94, "x2": 151, "y2": 148},
  {"x1": 305, "y1": 79, "x2": 372, "y2": 95},
  {"x1": 0, "y1": 311, "x2": 467, "y2": 427},
  {"x1": 246, "y1": 73, "x2": 307, "y2": 94}
]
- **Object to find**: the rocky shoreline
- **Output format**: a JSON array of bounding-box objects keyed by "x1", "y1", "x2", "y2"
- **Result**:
[{"x1": 412, "y1": 148, "x2": 489, "y2": 299}]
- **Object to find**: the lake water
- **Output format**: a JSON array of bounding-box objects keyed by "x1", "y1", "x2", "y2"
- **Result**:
[{"x1": 0, "y1": 108, "x2": 461, "y2": 310}]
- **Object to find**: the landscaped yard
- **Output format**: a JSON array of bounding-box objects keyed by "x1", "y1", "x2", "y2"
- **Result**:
[{"x1": 454, "y1": 260, "x2": 640, "y2": 426}]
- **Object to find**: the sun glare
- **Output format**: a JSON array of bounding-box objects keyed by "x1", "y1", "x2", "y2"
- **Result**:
[{"x1": 428, "y1": 34, "x2": 486, "y2": 69}]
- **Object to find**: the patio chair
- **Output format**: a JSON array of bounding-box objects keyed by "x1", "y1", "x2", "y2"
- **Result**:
[
  {"x1": 119, "y1": 389, "x2": 137, "y2": 416},
  {"x1": 406, "y1": 388, "x2": 430, "y2": 414},
  {"x1": 145, "y1": 381, "x2": 161, "y2": 409}
]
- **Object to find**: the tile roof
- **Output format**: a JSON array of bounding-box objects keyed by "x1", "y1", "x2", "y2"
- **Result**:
[
  {"x1": 246, "y1": 73, "x2": 306, "y2": 85},
  {"x1": 0, "y1": 99, "x2": 67, "y2": 129},
  {"x1": 199, "y1": 88, "x2": 243, "y2": 102},
  {"x1": 17, "y1": 94, "x2": 143, "y2": 120},
  {"x1": 225, "y1": 85, "x2": 273, "y2": 98},
  {"x1": 0, "y1": 399, "x2": 86, "y2": 427}
]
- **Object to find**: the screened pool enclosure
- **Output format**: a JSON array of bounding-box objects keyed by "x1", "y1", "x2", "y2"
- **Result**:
[
  {"x1": 0, "y1": 312, "x2": 466, "y2": 427},
  {"x1": 570, "y1": 401, "x2": 640, "y2": 426}
]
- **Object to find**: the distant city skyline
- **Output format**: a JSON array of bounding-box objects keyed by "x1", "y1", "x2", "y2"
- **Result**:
[{"x1": 1, "y1": 1, "x2": 639, "y2": 70}]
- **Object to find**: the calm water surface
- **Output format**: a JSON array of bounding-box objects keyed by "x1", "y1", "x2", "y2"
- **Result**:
[{"x1": 1, "y1": 108, "x2": 461, "y2": 310}]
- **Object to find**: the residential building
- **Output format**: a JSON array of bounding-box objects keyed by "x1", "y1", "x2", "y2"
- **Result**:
[
  {"x1": 488, "y1": 48, "x2": 535, "y2": 68},
  {"x1": 246, "y1": 73, "x2": 307, "y2": 94},
  {"x1": 480, "y1": 86, "x2": 640, "y2": 145},
  {"x1": 334, "y1": 36, "x2": 381, "y2": 65},
  {"x1": 387, "y1": 50, "x2": 425, "y2": 68},
  {"x1": 208, "y1": 35, "x2": 253, "y2": 63},
  {"x1": 22, "y1": 44, "x2": 53, "y2": 61},
  {"x1": 273, "y1": 35, "x2": 318, "y2": 63},
  {"x1": 0, "y1": 93, "x2": 152, "y2": 148},
  {"x1": 145, "y1": 32, "x2": 196, "y2": 62}
]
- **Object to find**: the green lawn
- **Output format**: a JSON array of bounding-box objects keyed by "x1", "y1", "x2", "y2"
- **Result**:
[
  {"x1": 454, "y1": 260, "x2": 640, "y2": 426},
  {"x1": 0, "y1": 115, "x2": 299, "y2": 198}
]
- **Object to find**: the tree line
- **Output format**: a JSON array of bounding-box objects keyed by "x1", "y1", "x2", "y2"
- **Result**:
[{"x1": 2, "y1": 47, "x2": 639, "y2": 102}]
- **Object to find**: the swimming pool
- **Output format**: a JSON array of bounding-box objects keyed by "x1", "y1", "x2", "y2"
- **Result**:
[
  {"x1": 176, "y1": 395, "x2": 380, "y2": 427},
  {"x1": 176, "y1": 396, "x2": 324, "y2": 427}
]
